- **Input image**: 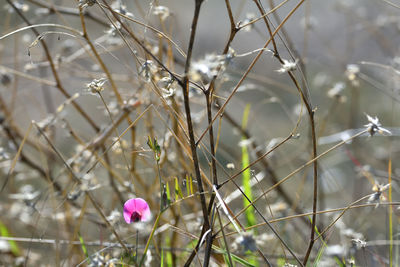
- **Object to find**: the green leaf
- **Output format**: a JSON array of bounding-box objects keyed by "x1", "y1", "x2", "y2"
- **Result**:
[
  {"x1": 78, "y1": 232, "x2": 89, "y2": 260},
  {"x1": 165, "y1": 182, "x2": 171, "y2": 205},
  {"x1": 186, "y1": 175, "x2": 194, "y2": 195},
  {"x1": 214, "y1": 247, "x2": 255, "y2": 267},
  {"x1": 241, "y1": 104, "x2": 256, "y2": 228},
  {"x1": 174, "y1": 177, "x2": 184, "y2": 199},
  {"x1": 0, "y1": 220, "x2": 20, "y2": 256},
  {"x1": 161, "y1": 249, "x2": 164, "y2": 267},
  {"x1": 147, "y1": 136, "x2": 161, "y2": 161}
]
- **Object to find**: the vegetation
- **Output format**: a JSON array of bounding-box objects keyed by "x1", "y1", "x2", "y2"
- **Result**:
[{"x1": 0, "y1": 0, "x2": 398, "y2": 266}]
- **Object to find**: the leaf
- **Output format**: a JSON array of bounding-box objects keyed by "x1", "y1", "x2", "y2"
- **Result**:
[
  {"x1": 78, "y1": 232, "x2": 89, "y2": 260},
  {"x1": 147, "y1": 136, "x2": 161, "y2": 162},
  {"x1": 165, "y1": 182, "x2": 171, "y2": 205},
  {"x1": 241, "y1": 104, "x2": 256, "y2": 227},
  {"x1": 174, "y1": 177, "x2": 184, "y2": 199},
  {"x1": 214, "y1": 247, "x2": 255, "y2": 267},
  {"x1": 0, "y1": 220, "x2": 21, "y2": 256}
]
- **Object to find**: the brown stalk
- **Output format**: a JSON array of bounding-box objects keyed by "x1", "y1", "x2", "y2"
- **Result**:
[{"x1": 6, "y1": 0, "x2": 99, "y2": 132}]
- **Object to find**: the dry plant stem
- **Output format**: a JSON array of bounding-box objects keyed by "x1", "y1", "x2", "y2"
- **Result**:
[
  {"x1": 27, "y1": 0, "x2": 109, "y2": 27},
  {"x1": 6, "y1": 0, "x2": 99, "y2": 132},
  {"x1": 220, "y1": 202, "x2": 400, "y2": 239},
  {"x1": 201, "y1": 0, "x2": 236, "y2": 219},
  {"x1": 203, "y1": 91, "x2": 218, "y2": 263},
  {"x1": 216, "y1": 208, "x2": 233, "y2": 267},
  {"x1": 78, "y1": 6, "x2": 121, "y2": 104},
  {"x1": 218, "y1": 106, "x2": 314, "y2": 229},
  {"x1": 100, "y1": 0, "x2": 183, "y2": 85},
  {"x1": 228, "y1": 176, "x2": 303, "y2": 266},
  {"x1": 231, "y1": 129, "x2": 368, "y2": 229},
  {"x1": 181, "y1": 1, "x2": 213, "y2": 266},
  {"x1": 313, "y1": 195, "x2": 372, "y2": 242},
  {"x1": 196, "y1": 0, "x2": 305, "y2": 146},
  {"x1": 0, "y1": 120, "x2": 62, "y2": 192},
  {"x1": 251, "y1": 1, "x2": 318, "y2": 262},
  {"x1": 267, "y1": 0, "x2": 303, "y2": 65},
  {"x1": 284, "y1": 64, "x2": 317, "y2": 267},
  {"x1": 78, "y1": 5, "x2": 142, "y2": 184},
  {"x1": 34, "y1": 123, "x2": 129, "y2": 253},
  {"x1": 220, "y1": 133, "x2": 293, "y2": 188}
]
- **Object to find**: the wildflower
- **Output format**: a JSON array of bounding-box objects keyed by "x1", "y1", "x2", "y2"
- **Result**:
[
  {"x1": 240, "y1": 13, "x2": 256, "y2": 32},
  {"x1": 1, "y1": 72, "x2": 11, "y2": 86},
  {"x1": 226, "y1": 163, "x2": 235, "y2": 169},
  {"x1": 86, "y1": 78, "x2": 107, "y2": 95},
  {"x1": 157, "y1": 75, "x2": 177, "y2": 98},
  {"x1": 78, "y1": 0, "x2": 96, "y2": 9},
  {"x1": 352, "y1": 238, "x2": 366, "y2": 249},
  {"x1": 300, "y1": 16, "x2": 317, "y2": 30},
  {"x1": 189, "y1": 50, "x2": 234, "y2": 83},
  {"x1": 0, "y1": 147, "x2": 10, "y2": 161},
  {"x1": 368, "y1": 182, "x2": 390, "y2": 207},
  {"x1": 233, "y1": 232, "x2": 257, "y2": 252},
  {"x1": 105, "y1": 23, "x2": 122, "y2": 45},
  {"x1": 4, "y1": 1, "x2": 29, "y2": 13},
  {"x1": 327, "y1": 82, "x2": 347, "y2": 103},
  {"x1": 345, "y1": 64, "x2": 360, "y2": 87},
  {"x1": 110, "y1": 1, "x2": 133, "y2": 18},
  {"x1": 238, "y1": 138, "x2": 253, "y2": 147},
  {"x1": 153, "y1": 6, "x2": 170, "y2": 21},
  {"x1": 106, "y1": 210, "x2": 121, "y2": 226},
  {"x1": 364, "y1": 114, "x2": 391, "y2": 136},
  {"x1": 276, "y1": 59, "x2": 297, "y2": 73},
  {"x1": 111, "y1": 137, "x2": 128, "y2": 154},
  {"x1": 138, "y1": 60, "x2": 157, "y2": 82},
  {"x1": 123, "y1": 198, "x2": 151, "y2": 224}
]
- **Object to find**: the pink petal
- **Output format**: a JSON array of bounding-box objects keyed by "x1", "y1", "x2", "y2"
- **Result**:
[{"x1": 123, "y1": 198, "x2": 151, "y2": 224}]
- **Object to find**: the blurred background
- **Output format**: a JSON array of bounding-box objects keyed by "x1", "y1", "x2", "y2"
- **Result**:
[{"x1": 0, "y1": 0, "x2": 399, "y2": 266}]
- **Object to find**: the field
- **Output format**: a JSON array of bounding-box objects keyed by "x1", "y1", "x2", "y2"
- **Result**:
[{"x1": 0, "y1": 0, "x2": 399, "y2": 266}]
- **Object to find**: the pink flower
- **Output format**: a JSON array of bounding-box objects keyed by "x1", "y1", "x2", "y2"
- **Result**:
[{"x1": 123, "y1": 198, "x2": 151, "y2": 224}]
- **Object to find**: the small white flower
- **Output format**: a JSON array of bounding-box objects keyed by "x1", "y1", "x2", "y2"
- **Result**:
[
  {"x1": 352, "y1": 238, "x2": 367, "y2": 249},
  {"x1": 345, "y1": 64, "x2": 360, "y2": 86},
  {"x1": 78, "y1": 0, "x2": 96, "y2": 8},
  {"x1": 138, "y1": 60, "x2": 157, "y2": 82},
  {"x1": 86, "y1": 78, "x2": 107, "y2": 95},
  {"x1": 276, "y1": 59, "x2": 298, "y2": 73},
  {"x1": 364, "y1": 114, "x2": 391, "y2": 136},
  {"x1": 153, "y1": 6, "x2": 170, "y2": 21},
  {"x1": 368, "y1": 182, "x2": 390, "y2": 207},
  {"x1": 226, "y1": 163, "x2": 235, "y2": 169}
]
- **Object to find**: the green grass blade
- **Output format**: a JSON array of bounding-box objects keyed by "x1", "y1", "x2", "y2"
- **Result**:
[
  {"x1": 241, "y1": 104, "x2": 256, "y2": 227},
  {"x1": 166, "y1": 181, "x2": 171, "y2": 205},
  {"x1": 389, "y1": 158, "x2": 393, "y2": 267},
  {"x1": 0, "y1": 220, "x2": 21, "y2": 256},
  {"x1": 174, "y1": 177, "x2": 184, "y2": 199},
  {"x1": 78, "y1": 232, "x2": 89, "y2": 260},
  {"x1": 214, "y1": 247, "x2": 255, "y2": 267}
]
